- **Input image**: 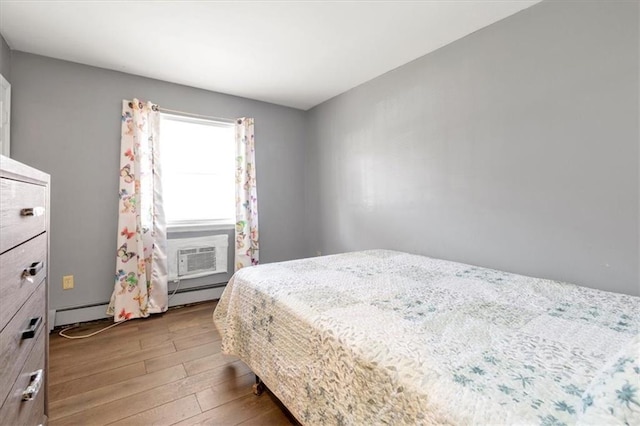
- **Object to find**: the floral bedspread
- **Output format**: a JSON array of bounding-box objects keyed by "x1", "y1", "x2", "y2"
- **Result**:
[{"x1": 213, "y1": 250, "x2": 640, "y2": 425}]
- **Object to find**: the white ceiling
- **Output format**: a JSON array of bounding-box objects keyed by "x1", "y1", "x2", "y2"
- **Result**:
[{"x1": 0, "y1": 0, "x2": 542, "y2": 110}]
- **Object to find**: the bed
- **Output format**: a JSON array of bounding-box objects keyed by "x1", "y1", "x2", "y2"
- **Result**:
[{"x1": 213, "y1": 250, "x2": 640, "y2": 425}]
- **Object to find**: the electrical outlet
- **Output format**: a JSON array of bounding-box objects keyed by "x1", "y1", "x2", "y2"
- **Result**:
[{"x1": 63, "y1": 275, "x2": 74, "y2": 290}]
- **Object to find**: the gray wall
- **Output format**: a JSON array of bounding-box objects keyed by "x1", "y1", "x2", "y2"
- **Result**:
[
  {"x1": 306, "y1": 0, "x2": 640, "y2": 296},
  {"x1": 6, "y1": 0, "x2": 640, "y2": 311},
  {"x1": 10, "y1": 52, "x2": 309, "y2": 312},
  {"x1": 0, "y1": 33, "x2": 10, "y2": 83}
]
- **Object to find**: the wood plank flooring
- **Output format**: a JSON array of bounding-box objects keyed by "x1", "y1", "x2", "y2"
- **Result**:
[{"x1": 48, "y1": 301, "x2": 296, "y2": 425}]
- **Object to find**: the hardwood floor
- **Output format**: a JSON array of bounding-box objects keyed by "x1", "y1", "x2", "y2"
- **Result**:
[{"x1": 48, "y1": 301, "x2": 296, "y2": 425}]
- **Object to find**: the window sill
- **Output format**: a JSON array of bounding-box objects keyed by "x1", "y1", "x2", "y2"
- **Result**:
[{"x1": 167, "y1": 222, "x2": 235, "y2": 233}]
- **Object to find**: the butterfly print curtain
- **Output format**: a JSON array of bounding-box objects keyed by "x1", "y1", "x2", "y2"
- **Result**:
[
  {"x1": 107, "y1": 99, "x2": 168, "y2": 322},
  {"x1": 235, "y1": 118, "x2": 259, "y2": 270}
]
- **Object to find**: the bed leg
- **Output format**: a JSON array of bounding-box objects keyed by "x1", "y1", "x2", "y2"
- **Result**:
[{"x1": 252, "y1": 375, "x2": 266, "y2": 396}]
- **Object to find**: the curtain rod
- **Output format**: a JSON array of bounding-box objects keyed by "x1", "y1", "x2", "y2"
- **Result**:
[
  {"x1": 158, "y1": 107, "x2": 237, "y2": 124},
  {"x1": 127, "y1": 101, "x2": 237, "y2": 124}
]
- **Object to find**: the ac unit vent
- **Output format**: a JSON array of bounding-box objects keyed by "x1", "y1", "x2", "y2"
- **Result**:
[{"x1": 178, "y1": 246, "x2": 217, "y2": 277}]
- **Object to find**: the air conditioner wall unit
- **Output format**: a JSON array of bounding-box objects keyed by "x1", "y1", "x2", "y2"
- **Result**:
[
  {"x1": 168, "y1": 235, "x2": 228, "y2": 280},
  {"x1": 178, "y1": 246, "x2": 217, "y2": 277}
]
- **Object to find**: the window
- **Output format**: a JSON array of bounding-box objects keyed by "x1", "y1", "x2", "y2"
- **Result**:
[{"x1": 159, "y1": 113, "x2": 235, "y2": 230}]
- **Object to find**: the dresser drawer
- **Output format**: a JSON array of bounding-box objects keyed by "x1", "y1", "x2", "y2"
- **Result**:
[
  {"x1": 0, "y1": 331, "x2": 45, "y2": 426},
  {"x1": 0, "y1": 281, "x2": 46, "y2": 406},
  {"x1": 0, "y1": 233, "x2": 47, "y2": 332},
  {"x1": 0, "y1": 178, "x2": 47, "y2": 254}
]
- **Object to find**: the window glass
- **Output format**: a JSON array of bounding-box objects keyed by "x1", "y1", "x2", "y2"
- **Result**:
[{"x1": 159, "y1": 114, "x2": 235, "y2": 226}]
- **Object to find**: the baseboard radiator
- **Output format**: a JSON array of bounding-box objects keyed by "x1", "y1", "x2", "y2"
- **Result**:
[{"x1": 50, "y1": 284, "x2": 226, "y2": 328}]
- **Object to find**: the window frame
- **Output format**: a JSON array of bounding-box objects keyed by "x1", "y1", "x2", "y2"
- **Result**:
[{"x1": 159, "y1": 112, "x2": 236, "y2": 233}]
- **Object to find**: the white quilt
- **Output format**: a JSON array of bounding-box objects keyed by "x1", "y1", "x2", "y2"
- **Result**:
[{"x1": 213, "y1": 250, "x2": 640, "y2": 425}]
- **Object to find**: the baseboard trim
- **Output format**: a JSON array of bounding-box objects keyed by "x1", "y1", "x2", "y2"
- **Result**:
[
  {"x1": 52, "y1": 286, "x2": 226, "y2": 327},
  {"x1": 48, "y1": 309, "x2": 56, "y2": 331}
]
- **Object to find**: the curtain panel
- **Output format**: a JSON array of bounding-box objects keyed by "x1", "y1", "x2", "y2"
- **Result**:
[
  {"x1": 235, "y1": 118, "x2": 259, "y2": 270},
  {"x1": 107, "y1": 99, "x2": 168, "y2": 322}
]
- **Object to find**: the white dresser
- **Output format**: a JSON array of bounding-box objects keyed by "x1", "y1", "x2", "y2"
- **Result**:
[{"x1": 0, "y1": 155, "x2": 49, "y2": 425}]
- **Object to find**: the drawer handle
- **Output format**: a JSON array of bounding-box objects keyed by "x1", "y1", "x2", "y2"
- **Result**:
[
  {"x1": 20, "y1": 207, "x2": 45, "y2": 217},
  {"x1": 21, "y1": 369, "x2": 43, "y2": 401},
  {"x1": 22, "y1": 261, "x2": 44, "y2": 279},
  {"x1": 21, "y1": 317, "x2": 43, "y2": 340}
]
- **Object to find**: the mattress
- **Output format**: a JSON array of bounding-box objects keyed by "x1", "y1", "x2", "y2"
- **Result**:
[{"x1": 213, "y1": 250, "x2": 640, "y2": 425}]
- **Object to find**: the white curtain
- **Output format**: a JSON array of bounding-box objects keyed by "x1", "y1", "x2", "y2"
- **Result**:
[
  {"x1": 234, "y1": 118, "x2": 259, "y2": 270},
  {"x1": 107, "y1": 99, "x2": 168, "y2": 322}
]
